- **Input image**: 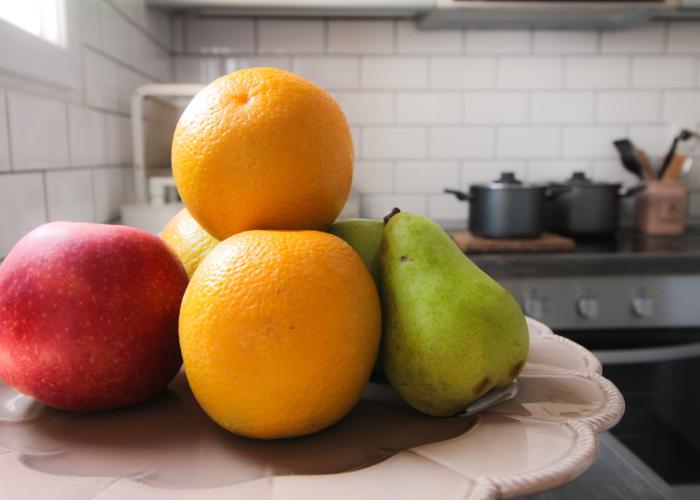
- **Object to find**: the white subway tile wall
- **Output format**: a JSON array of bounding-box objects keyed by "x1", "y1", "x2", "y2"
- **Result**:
[
  {"x1": 0, "y1": 91, "x2": 9, "y2": 172},
  {"x1": 329, "y1": 20, "x2": 394, "y2": 54},
  {"x1": 7, "y1": 91, "x2": 70, "y2": 170},
  {"x1": 45, "y1": 170, "x2": 96, "y2": 222},
  {"x1": 292, "y1": 57, "x2": 360, "y2": 89},
  {"x1": 3, "y1": 12, "x2": 700, "y2": 250},
  {"x1": 0, "y1": 174, "x2": 47, "y2": 256},
  {"x1": 257, "y1": 20, "x2": 325, "y2": 54},
  {"x1": 0, "y1": 0, "x2": 171, "y2": 255},
  {"x1": 430, "y1": 127, "x2": 495, "y2": 159}
]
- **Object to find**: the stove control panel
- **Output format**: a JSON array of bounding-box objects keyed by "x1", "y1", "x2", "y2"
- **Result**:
[{"x1": 499, "y1": 274, "x2": 700, "y2": 330}]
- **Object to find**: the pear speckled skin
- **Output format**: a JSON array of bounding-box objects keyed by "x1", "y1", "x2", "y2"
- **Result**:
[
  {"x1": 380, "y1": 212, "x2": 529, "y2": 417},
  {"x1": 327, "y1": 218, "x2": 383, "y2": 287}
]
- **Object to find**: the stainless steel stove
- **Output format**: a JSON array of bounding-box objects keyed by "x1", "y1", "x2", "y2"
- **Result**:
[{"x1": 471, "y1": 228, "x2": 700, "y2": 489}]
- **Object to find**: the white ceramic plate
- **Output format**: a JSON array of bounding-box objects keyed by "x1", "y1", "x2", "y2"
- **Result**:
[{"x1": 0, "y1": 318, "x2": 624, "y2": 499}]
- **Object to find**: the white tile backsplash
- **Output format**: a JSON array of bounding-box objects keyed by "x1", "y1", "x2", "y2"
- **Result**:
[
  {"x1": 100, "y1": 2, "x2": 133, "y2": 65},
  {"x1": 396, "y1": 92, "x2": 461, "y2": 125},
  {"x1": 362, "y1": 57, "x2": 428, "y2": 89},
  {"x1": 597, "y1": 91, "x2": 662, "y2": 124},
  {"x1": 496, "y1": 127, "x2": 560, "y2": 159},
  {"x1": 397, "y1": 20, "x2": 462, "y2": 54},
  {"x1": 663, "y1": 91, "x2": 700, "y2": 123},
  {"x1": 0, "y1": 173, "x2": 46, "y2": 255},
  {"x1": 632, "y1": 57, "x2": 696, "y2": 89},
  {"x1": 333, "y1": 92, "x2": 394, "y2": 125},
  {"x1": 184, "y1": 17, "x2": 255, "y2": 55},
  {"x1": 80, "y1": 0, "x2": 102, "y2": 49},
  {"x1": 394, "y1": 161, "x2": 460, "y2": 193},
  {"x1": 84, "y1": 48, "x2": 120, "y2": 111},
  {"x1": 350, "y1": 126, "x2": 361, "y2": 159},
  {"x1": 497, "y1": 57, "x2": 564, "y2": 89},
  {"x1": 531, "y1": 92, "x2": 595, "y2": 124},
  {"x1": 533, "y1": 30, "x2": 598, "y2": 54},
  {"x1": 2, "y1": 10, "x2": 699, "y2": 239},
  {"x1": 430, "y1": 127, "x2": 495, "y2": 159},
  {"x1": 105, "y1": 114, "x2": 133, "y2": 165},
  {"x1": 428, "y1": 194, "x2": 466, "y2": 222},
  {"x1": 132, "y1": 30, "x2": 171, "y2": 82},
  {"x1": 292, "y1": 57, "x2": 360, "y2": 90},
  {"x1": 593, "y1": 159, "x2": 640, "y2": 185},
  {"x1": 628, "y1": 125, "x2": 674, "y2": 158},
  {"x1": 463, "y1": 92, "x2": 529, "y2": 124},
  {"x1": 0, "y1": 0, "x2": 170, "y2": 256},
  {"x1": 93, "y1": 167, "x2": 126, "y2": 222},
  {"x1": 174, "y1": 56, "x2": 224, "y2": 83},
  {"x1": 328, "y1": 20, "x2": 394, "y2": 54},
  {"x1": 7, "y1": 92, "x2": 69, "y2": 170},
  {"x1": 562, "y1": 126, "x2": 627, "y2": 158},
  {"x1": 601, "y1": 24, "x2": 666, "y2": 54},
  {"x1": 352, "y1": 161, "x2": 393, "y2": 194},
  {"x1": 258, "y1": 19, "x2": 325, "y2": 54},
  {"x1": 667, "y1": 22, "x2": 700, "y2": 54},
  {"x1": 68, "y1": 106, "x2": 107, "y2": 167},
  {"x1": 361, "y1": 194, "x2": 427, "y2": 219},
  {"x1": 45, "y1": 170, "x2": 95, "y2": 222},
  {"x1": 225, "y1": 56, "x2": 292, "y2": 72},
  {"x1": 430, "y1": 57, "x2": 497, "y2": 90},
  {"x1": 0, "y1": 91, "x2": 8, "y2": 172},
  {"x1": 465, "y1": 30, "x2": 531, "y2": 54},
  {"x1": 565, "y1": 57, "x2": 630, "y2": 89},
  {"x1": 528, "y1": 160, "x2": 592, "y2": 183},
  {"x1": 362, "y1": 127, "x2": 428, "y2": 159}
]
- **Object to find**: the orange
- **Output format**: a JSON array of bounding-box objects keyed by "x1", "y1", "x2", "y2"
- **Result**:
[
  {"x1": 179, "y1": 230, "x2": 381, "y2": 439},
  {"x1": 160, "y1": 208, "x2": 219, "y2": 278},
  {"x1": 171, "y1": 68, "x2": 354, "y2": 240}
]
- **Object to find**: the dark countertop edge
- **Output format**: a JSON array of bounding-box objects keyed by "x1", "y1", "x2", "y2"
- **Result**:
[
  {"x1": 523, "y1": 432, "x2": 675, "y2": 500},
  {"x1": 471, "y1": 253, "x2": 700, "y2": 278}
]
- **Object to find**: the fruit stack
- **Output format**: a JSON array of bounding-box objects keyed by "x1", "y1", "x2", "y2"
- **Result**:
[{"x1": 0, "y1": 68, "x2": 528, "y2": 440}]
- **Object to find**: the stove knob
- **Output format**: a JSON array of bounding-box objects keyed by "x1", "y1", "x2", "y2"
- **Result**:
[
  {"x1": 576, "y1": 296, "x2": 599, "y2": 320},
  {"x1": 631, "y1": 296, "x2": 655, "y2": 318},
  {"x1": 523, "y1": 298, "x2": 544, "y2": 319}
]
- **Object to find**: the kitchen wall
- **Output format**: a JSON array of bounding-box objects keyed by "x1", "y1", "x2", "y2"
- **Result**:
[
  {"x1": 0, "y1": 0, "x2": 171, "y2": 255},
  {"x1": 2, "y1": 9, "x2": 700, "y2": 252},
  {"x1": 172, "y1": 17, "x2": 700, "y2": 226}
]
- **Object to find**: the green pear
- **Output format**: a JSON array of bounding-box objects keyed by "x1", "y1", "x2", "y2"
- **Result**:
[
  {"x1": 327, "y1": 218, "x2": 383, "y2": 286},
  {"x1": 380, "y1": 211, "x2": 529, "y2": 417}
]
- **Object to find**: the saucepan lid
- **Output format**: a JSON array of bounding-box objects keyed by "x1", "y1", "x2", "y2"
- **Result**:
[
  {"x1": 472, "y1": 172, "x2": 543, "y2": 190},
  {"x1": 556, "y1": 171, "x2": 621, "y2": 188}
]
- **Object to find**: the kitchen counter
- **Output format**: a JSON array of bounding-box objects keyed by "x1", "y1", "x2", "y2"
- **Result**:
[
  {"x1": 471, "y1": 227, "x2": 700, "y2": 278},
  {"x1": 525, "y1": 432, "x2": 675, "y2": 500}
]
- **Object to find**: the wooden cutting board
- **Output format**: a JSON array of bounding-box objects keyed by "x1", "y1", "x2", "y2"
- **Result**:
[{"x1": 449, "y1": 231, "x2": 575, "y2": 254}]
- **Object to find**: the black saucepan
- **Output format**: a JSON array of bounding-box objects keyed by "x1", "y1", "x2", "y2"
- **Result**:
[
  {"x1": 545, "y1": 172, "x2": 645, "y2": 237},
  {"x1": 445, "y1": 172, "x2": 552, "y2": 239}
]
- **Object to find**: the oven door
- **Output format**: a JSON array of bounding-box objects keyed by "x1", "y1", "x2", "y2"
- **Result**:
[{"x1": 561, "y1": 328, "x2": 700, "y2": 486}]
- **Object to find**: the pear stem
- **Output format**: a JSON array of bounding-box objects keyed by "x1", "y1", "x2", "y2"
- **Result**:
[{"x1": 383, "y1": 207, "x2": 401, "y2": 224}]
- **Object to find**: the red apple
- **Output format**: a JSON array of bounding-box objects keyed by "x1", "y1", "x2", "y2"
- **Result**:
[{"x1": 0, "y1": 222, "x2": 188, "y2": 411}]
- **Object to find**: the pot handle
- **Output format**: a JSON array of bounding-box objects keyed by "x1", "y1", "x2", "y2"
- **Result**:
[
  {"x1": 444, "y1": 188, "x2": 472, "y2": 201},
  {"x1": 619, "y1": 185, "x2": 646, "y2": 198},
  {"x1": 545, "y1": 185, "x2": 571, "y2": 200}
]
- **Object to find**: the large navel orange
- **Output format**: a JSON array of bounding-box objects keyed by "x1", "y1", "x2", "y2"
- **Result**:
[
  {"x1": 179, "y1": 230, "x2": 381, "y2": 439},
  {"x1": 160, "y1": 208, "x2": 219, "y2": 278},
  {"x1": 171, "y1": 68, "x2": 354, "y2": 240}
]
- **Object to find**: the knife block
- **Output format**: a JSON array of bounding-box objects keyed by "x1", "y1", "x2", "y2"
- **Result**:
[{"x1": 635, "y1": 181, "x2": 688, "y2": 236}]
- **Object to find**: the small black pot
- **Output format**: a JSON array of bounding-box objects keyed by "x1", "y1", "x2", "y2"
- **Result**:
[
  {"x1": 445, "y1": 172, "x2": 549, "y2": 239},
  {"x1": 545, "y1": 172, "x2": 645, "y2": 237}
]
